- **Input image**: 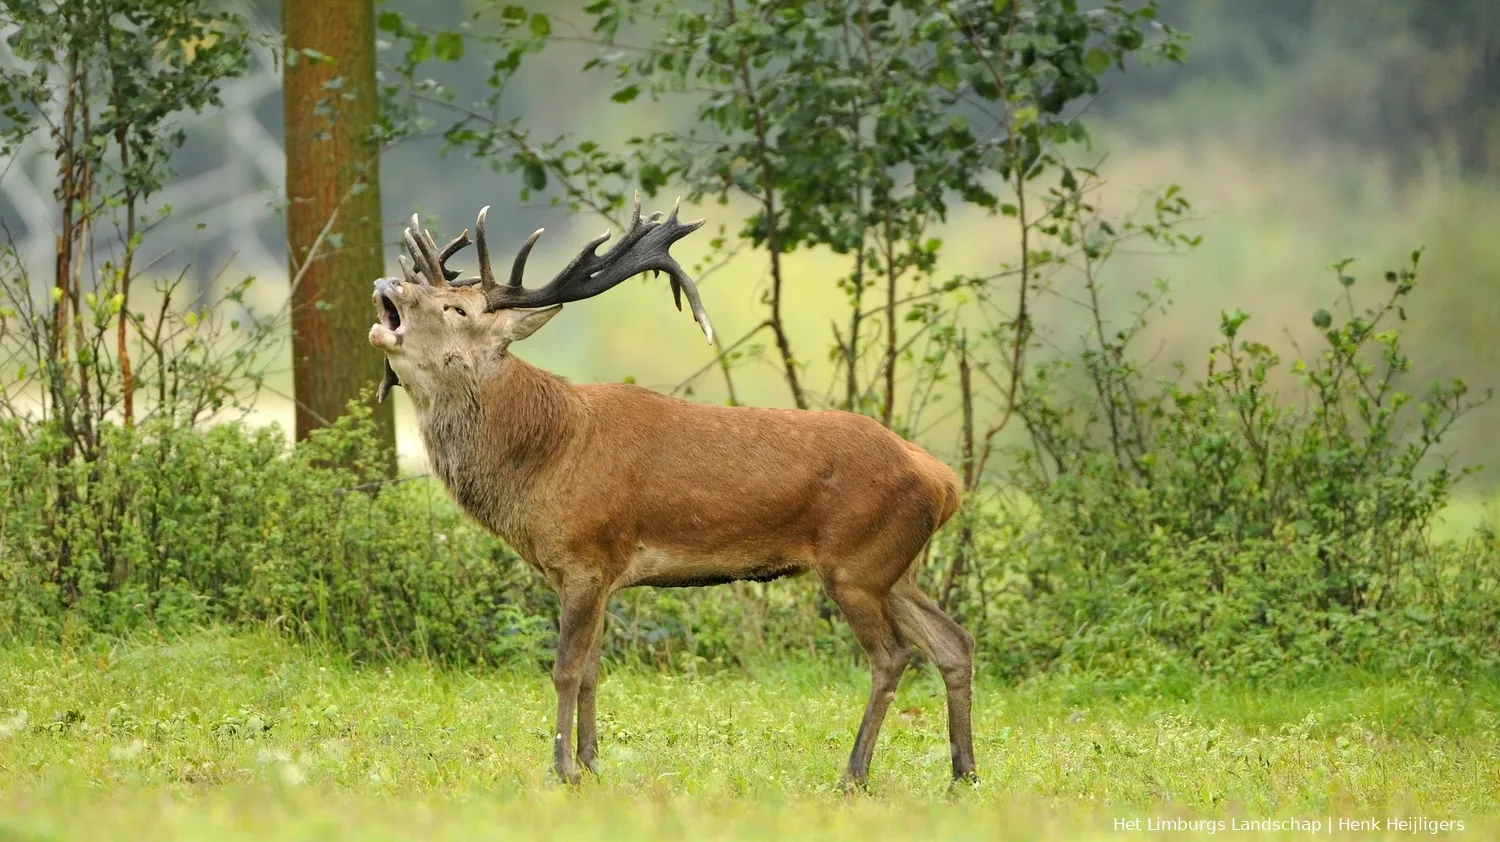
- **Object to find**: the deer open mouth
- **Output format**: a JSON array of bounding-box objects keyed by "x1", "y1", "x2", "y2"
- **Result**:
[
  {"x1": 370, "y1": 280, "x2": 408, "y2": 352},
  {"x1": 370, "y1": 279, "x2": 407, "y2": 401},
  {"x1": 379, "y1": 293, "x2": 403, "y2": 333}
]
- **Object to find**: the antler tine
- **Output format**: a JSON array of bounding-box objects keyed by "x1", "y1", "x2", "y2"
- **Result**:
[
  {"x1": 397, "y1": 254, "x2": 421, "y2": 285},
  {"x1": 400, "y1": 215, "x2": 472, "y2": 284},
  {"x1": 474, "y1": 206, "x2": 495, "y2": 292},
  {"x1": 405, "y1": 214, "x2": 448, "y2": 287},
  {"x1": 508, "y1": 228, "x2": 545, "y2": 289},
  {"x1": 654, "y1": 247, "x2": 715, "y2": 345},
  {"x1": 630, "y1": 191, "x2": 667, "y2": 229},
  {"x1": 468, "y1": 205, "x2": 548, "y2": 294},
  {"x1": 553, "y1": 229, "x2": 615, "y2": 279},
  {"x1": 435, "y1": 230, "x2": 471, "y2": 281},
  {"x1": 423, "y1": 227, "x2": 449, "y2": 280}
]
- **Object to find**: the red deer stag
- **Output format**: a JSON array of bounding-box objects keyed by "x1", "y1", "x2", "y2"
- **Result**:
[{"x1": 368, "y1": 195, "x2": 976, "y2": 788}]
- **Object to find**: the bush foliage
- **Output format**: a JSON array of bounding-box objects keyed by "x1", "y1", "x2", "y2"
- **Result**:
[
  {"x1": 0, "y1": 405, "x2": 550, "y2": 666},
  {"x1": 4, "y1": 254, "x2": 1496, "y2": 682},
  {"x1": 966, "y1": 253, "x2": 1499, "y2": 681}
]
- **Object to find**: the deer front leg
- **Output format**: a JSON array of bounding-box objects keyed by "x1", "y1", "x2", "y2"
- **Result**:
[
  {"x1": 576, "y1": 611, "x2": 607, "y2": 775},
  {"x1": 551, "y1": 579, "x2": 607, "y2": 785}
]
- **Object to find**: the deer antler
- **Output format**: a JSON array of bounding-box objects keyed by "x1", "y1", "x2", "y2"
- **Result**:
[
  {"x1": 400, "y1": 215, "x2": 471, "y2": 287},
  {"x1": 473, "y1": 193, "x2": 716, "y2": 344}
]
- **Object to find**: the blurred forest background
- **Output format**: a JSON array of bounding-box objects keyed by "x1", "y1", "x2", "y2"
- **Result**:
[
  {"x1": 394, "y1": 0, "x2": 1500, "y2": 493},
  {"x1": 7, "y1": 0, "x2": 1493, "y2": 487}
]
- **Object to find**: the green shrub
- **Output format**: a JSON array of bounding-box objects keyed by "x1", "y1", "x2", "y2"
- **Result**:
[
  {"x1": 0, "y1": 405, "x2": 554, "y2": 666},
  {"x1": 955, "y1": 251, "x2": 1500, "y2": 682}
]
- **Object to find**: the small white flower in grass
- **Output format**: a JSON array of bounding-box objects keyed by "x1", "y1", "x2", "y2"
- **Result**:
[
  {"x1": 110, "y1": 739, "x2": 145, "y2": 760},
  {"x1": 0, "y1": 711, "x2": 28, "y2": 739}
]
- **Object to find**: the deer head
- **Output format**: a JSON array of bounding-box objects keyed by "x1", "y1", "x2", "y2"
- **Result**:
[{"x1": 369, "y1": 193, "x2": 715, "y2": 402}]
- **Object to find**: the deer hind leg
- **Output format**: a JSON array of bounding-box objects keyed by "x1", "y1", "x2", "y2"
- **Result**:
[
  {"x1": 575, "y1": 610, "x2": 607, "y2": 775},
  {"x1": 888, "y1": 574, "x2": 978, "y2": 783},
  {"x1": 821, "y1": 576, "x2": 913, "y2": 790},
  {"x1": 550, "y1": 577, "x2": 608, "y2": 786}
]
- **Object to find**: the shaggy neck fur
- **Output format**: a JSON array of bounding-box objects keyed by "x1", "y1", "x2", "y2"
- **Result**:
[{"x1": 409, "y1": 352, "x2": 582, "y2": 550}]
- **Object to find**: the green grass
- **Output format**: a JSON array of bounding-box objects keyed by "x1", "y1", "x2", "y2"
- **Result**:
[{"x1": 0, "y1": 629, "x2": 1496, "y2": 840}]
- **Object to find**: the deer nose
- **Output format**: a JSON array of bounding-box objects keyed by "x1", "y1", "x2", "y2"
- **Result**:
[{"x1": 373, "y1": 276, "x2": 406, "y2": 299}]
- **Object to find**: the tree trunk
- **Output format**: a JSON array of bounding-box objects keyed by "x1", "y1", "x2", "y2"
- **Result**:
[{"x1": 282, "y1": 0, "x2": 395, "y2": 474}]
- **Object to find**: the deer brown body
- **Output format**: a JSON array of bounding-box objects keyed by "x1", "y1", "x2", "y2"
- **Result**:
[{"x1": 370, "y1": 197, "x2": 978, "y2": 788}]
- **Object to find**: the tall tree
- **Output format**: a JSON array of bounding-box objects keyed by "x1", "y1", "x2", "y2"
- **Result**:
[{"x1": 282, "y1": 0, "x2": 395, "y2": 470}]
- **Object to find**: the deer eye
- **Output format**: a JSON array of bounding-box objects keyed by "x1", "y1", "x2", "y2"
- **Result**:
[{"x1": 445, "y1": 306, "x2": 467, "y2": 318}]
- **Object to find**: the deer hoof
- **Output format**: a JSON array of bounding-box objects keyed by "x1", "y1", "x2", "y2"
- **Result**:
[
  {"x1": 949, "y1": 770, "x2": 980, "y2": 792},
  {"x1": 835, "y1": 774, "x2": 870, "y2": 795}
]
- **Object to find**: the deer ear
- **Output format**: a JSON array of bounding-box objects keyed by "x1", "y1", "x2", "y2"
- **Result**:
[{"x1": 503, "y1": 304, "x2": 562, "y2": 343}]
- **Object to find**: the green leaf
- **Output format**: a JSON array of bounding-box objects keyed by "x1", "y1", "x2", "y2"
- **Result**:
[
  {"x1": 610, "y1": 84, "x2": 640, "y2": 103},
  {"x1": 406, "y1": 34, "x2": 431, "y2": 64},
  {"x1": 376, "y1": 12, "x2": 402, "y2": 33},
  {"x1": 529, "y1": 13, "x2": 551, "y2": 37},
  {"x1": 1312, "y1": 309, "x2": 1333, "y2": 329},
  {"x1": 1083, "y1": 48, "x2": 1111, "y2": 76},
  {"x1": 434, "y1": 32, "x2": 464, "y2": 62},
  {"x1": 1220, "y1": 308, "x2": 1249, "y2": 337},
  {"x1": 934, "y1": 65, "x2": 959, "y2": 91},
  {"x1": 523, "y1": 162, "x2": 547, "y2": 192},
  {"x1": 639, "y1": 162, "x2": 667, "y2": 195}
]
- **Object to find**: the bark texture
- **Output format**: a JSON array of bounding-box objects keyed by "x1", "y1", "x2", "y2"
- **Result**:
[{"x1": 283, "y1": 0, "x2": 394, "y2": 471}]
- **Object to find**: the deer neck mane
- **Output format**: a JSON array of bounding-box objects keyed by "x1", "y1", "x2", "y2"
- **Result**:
[{"x1": 410, "y1": 353, "x2": 582, "y2": 545}]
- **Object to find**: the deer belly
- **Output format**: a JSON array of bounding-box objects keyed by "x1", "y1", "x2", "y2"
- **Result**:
[{"x1": 621, "y1": 545, "x2": 809, "y2": 589}]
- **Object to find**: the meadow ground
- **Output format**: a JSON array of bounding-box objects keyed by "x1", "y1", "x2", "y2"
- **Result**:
[{"x1": 0, "y1": 630, "x2": 1495, "y2": 840}]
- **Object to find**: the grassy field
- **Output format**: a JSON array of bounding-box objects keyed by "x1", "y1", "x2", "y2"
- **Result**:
[{"x1": 0, "y1": 630, "x2": 1495, "y2": 840}]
